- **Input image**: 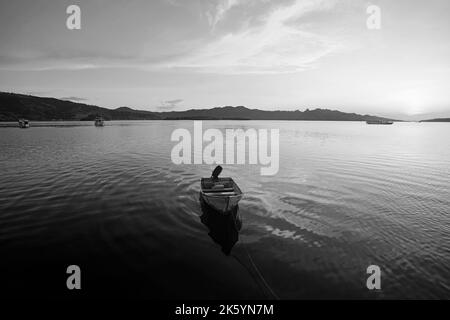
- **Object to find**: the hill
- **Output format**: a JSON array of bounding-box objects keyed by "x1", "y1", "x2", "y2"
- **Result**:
[
  {"x1": 420, "y1": 118, "x2": 450, "y2": 122},
  {"x1": 157, "y1": 105, "x2": 393, "y2": 121},
  {"x1": 0, "y1": 92, "x2": 159, "y2": 121},
  {"x1": 0, "y1": 92, "x2": 395, "y2": 122}
]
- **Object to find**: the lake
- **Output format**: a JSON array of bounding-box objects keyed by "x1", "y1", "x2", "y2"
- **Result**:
[{"x1": 0, "y1": 120, "x2": 449, "y2": 299}]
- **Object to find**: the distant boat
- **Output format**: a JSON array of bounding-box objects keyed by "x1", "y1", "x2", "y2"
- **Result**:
[
  {"x1": 18, "y1": 119, "x2": 30, "y2": 128},
  {"x1": 94, "y1": 116, "x2": 105, "y2": 127},
  {"x1": 366, "y1": 120, "x2": 393, "y2": 125},
  {"x1": 200, "y1": 166, "x2": 243, "y2": 214}
]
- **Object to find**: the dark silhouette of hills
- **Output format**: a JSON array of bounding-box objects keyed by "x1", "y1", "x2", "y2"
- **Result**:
[
  {"x1": 420, "y1": 118, "x2": 450, "y2": 122},
  {"x1": 159, "y1": 105, "x2": 394, "y2": 121},
  {"x1": 0, "y1": 92, "x2": 159, "y2": 121},
  {"x1": 0, "y1": 92, "x2": 396, "y2": 122}
]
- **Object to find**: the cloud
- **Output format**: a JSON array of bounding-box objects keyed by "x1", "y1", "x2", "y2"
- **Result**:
[
  {"x1": 0, "y1": 53, "x2": 183, "y2": 72},
  {"x1": 0, "y1": 0, "x2": 349, "y2": 75},
  {"x1": 206, "y1": 0, "x2": 242, "y2": 29},
  {"x1": 169, "y1": 0, "x2": 345, "y2": 74},
  {"x1": 156, "y1": 99, "x2": 184, "y2": 110},
  {"x1": 60, "y1": 96, "x2": 88, "y2": 102},
  {"x1": 0, "y1": 54, "x2": 100, "y2": 71},
  {"x1": 26, "y1": 91, "x2": 50, "y2": 96},
  {"x1": 165, "y1": 99, "x2": 183, "y2": 105}
]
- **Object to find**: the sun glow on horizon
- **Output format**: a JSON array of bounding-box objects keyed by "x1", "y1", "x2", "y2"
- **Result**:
[{"x1": 393, "y1": 89, "x2": 431, "y2": 116}]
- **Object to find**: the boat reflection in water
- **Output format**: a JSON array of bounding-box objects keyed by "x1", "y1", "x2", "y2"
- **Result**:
[{"x1": 199, "y1": 196, "x2": 242, "y2": 256}]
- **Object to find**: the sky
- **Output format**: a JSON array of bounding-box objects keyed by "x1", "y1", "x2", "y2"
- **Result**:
[{"x1": 0, "y1": 0, "x2": 449, "y2": 119}]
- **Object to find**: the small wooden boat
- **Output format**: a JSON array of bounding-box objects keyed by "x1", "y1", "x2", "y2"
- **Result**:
[
  {"x1": 200, "y1": 166, "x2": 243, "y2": 214},
  {"x1": 18, "y1": 119, "x2": 30, "y2": 128},
  {"x1": 199, "y1": 196, "x2": 242, "y2": 255},
  {"x1": 366, "y1": 120, "x2": 393, "y2": 125},
  {"x1": 94, "y1": 116, "x2": 105, "y2": 127}
]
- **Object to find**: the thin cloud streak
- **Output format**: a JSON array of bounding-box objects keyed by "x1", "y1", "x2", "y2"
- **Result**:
[
  {"x1": 156, "y1": 99, "x2": 184, "y2": 110},
  {"x1": 60, "y1": 96, "x2": 88, "y2": 102},
  {"x1": 206, "y1": 0, "x2": 242, "y2": 29}
]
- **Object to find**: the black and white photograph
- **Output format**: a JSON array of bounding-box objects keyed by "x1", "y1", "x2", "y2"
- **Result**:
[{"x1": 0, "y1": 0, "x2": 449, "y2": 311}]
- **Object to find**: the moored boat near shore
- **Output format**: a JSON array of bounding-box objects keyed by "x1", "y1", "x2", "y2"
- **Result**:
[
  {"x1": 94, "y1": 116, "x2": 105, "y2": 127},
  {"x1": 366, "y1": 120, "x2": 393, "y2": 125},
  {"x1": 18, "y1": 119, "x2": 30, "y2": 128}
]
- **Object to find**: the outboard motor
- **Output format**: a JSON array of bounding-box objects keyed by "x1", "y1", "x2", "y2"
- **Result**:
[{"x1": 211, "y1": 165, "x2": 222, "y2": 180}]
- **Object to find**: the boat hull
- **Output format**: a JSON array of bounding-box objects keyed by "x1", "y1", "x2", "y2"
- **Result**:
[
  {"x1": 366, "y1": 120, "x2": 393, "y2": 125},
  {"x1": 200, "y1": 177, "x2": 243, "y2": 214},
  {"x1": 200, "y1": 192, "x2": 242, "y2": 214},
  {"x1": 18, "y1": 119, "x2": 30, "y2": 128}
]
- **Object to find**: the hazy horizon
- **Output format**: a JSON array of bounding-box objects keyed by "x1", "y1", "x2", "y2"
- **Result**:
[{"x1": 1, "y1": 0, "x2": 449, "y2": 120}]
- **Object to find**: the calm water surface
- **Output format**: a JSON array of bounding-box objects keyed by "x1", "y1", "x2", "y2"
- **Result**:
[{"x1": 0, "y1": 121, "x2": 449, "y2": 299}]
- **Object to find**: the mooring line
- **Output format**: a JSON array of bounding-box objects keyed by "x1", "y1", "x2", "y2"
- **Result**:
[{"x1": 232, "y1": 212, "x2": 279, "y2": 300}]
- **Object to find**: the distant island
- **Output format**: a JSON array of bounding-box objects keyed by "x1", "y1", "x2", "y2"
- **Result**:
[
  {"x1": 0, "y1": 91, "x2": 397, "y2": 122},
  {"x1": 420, "y1": 118, "x2": 450, "y2": 122}
]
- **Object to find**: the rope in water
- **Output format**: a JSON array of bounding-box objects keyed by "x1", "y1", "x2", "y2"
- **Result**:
[
  {"x1": 241, "y1": 241, "x2": 280, "y2": 300},
  {"x1": 232, "y1": 212, "x2": 279, "y2": 300}
]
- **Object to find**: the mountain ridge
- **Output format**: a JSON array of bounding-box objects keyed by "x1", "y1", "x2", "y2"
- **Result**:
[
  {"x1": 420, "y1": 118, "x2": 450, "y2": 122},
  {"x1": 0, "y1": 92, "x2": 398, "y2": 122}
]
